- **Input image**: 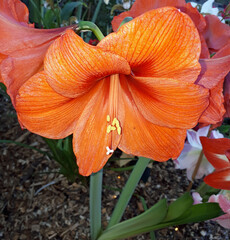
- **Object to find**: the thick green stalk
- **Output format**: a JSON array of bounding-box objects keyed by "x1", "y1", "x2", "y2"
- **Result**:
[
  {"x1": 86, "y1": 0, "x2": 103, "y2": 41},
  {"x1": 107, "y1": 157, "x2": 151, "y2": 228},
  {"x1": 77, "y1": 21, "x2": 104, "y2": 41},
  {"x1": 91, "y1": 0, "x2": 103, "y2": 23},
  {"x1": 90, "y1": 169, "x2": 103, "y2": 240}
]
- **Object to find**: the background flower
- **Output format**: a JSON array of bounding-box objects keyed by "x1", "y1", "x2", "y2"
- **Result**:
[
  {"x1": 0, "y1": 0, "x2": 72, "y2": 106},
  {"x1": 192, "y1": 191, "x2": 230, "y2": 229},
  {"x1": 201, "y1": 137, "x2": 230, "y2": 190},
  {"x1": 175, "y1": 126, "x2": 223, "y2": 180}
]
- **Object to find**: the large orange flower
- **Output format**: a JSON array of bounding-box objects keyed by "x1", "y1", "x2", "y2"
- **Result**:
[
  {"x1": 16, "y1": 7, "x2": 209, "y2": 176},
  {"x1": 201, "y1": 137, "x2": 230, "y2": 190},
  {"x1": 112, "y1": 0, "x2": 230, "y2": 125},
  {"x1": 0, "y1": 0, "x2": 73, "y2": 106}
]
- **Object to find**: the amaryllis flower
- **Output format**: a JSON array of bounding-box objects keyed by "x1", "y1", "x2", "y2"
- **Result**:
[
  {"x1": 0, "y1": 0, "x2": 73, "y2": 106},
  {"x1": 200, "y1": 137, "x2": 230, "y2": 190},
  {"x1": 175, "y1": 126, "x2": 223, "y2": 180},
  {"x1": 209, "y1": 193, "x2": 230, "y2": 229},
  {"x1": 16, "y1": 7, "x2": 209, "y2": 176},
  {"x1": 111, "y1": 0, "x2": 230, "y2": 125},
  {"x1": 193, "y1": 192, "x2": 230, "y2": 229}
]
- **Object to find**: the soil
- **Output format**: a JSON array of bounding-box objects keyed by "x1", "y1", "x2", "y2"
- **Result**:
[{"x1": 0, "y1": 89, "x2": 229, "y2": 240}]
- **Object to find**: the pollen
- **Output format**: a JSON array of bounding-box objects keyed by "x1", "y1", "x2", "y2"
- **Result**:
[
  {"x1": 111, "y1": 117, "x2": 117, "y2": 126},
  {"x1": 106, "y1": 117, "x2": 121, "y2": 135},
  {"x1": 107, "y1": 125, "x2": 112, "y2": 133},
  {"x1": 117, "y1": 127, "x2": 121, "y2": 135},
  {"x1": 111, "y1": 126, "x2": 116, "y2": 131}
]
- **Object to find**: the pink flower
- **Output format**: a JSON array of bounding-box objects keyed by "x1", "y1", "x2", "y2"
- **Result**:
[
  {"x1": 209, "y1": 194, "x2": 230, "y2": 229},
  {"x1": 192, "y1": 192, "x2": 203, "y2": 204},
  {"x1": 192, "y1": 192, "x2": 230, "y2": 229}
]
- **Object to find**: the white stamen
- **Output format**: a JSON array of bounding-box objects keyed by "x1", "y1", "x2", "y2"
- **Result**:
[{"x1": 106, "y1": 146, "x2": 114, "y2": 155}]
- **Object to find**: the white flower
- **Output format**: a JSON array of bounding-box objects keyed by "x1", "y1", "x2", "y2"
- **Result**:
[
  {"x1": 202, "y1": 0, "x2": 219, "y2": 16},
  {"x1": 174, "y1": 126, "x2": 223, "y2": 180},
  {"x1": 123, "y1": 0, "x2": 131, "y2": 10},
  {"x1": 104, "y1": 0, "x2": 109, "y2": 5},
  {"x1": 191, "y1": 0, "x2": 221, "y2": 19}
]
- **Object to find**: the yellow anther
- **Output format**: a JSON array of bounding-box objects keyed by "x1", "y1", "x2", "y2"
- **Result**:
[
  {"x1": 115, "y1": 121, "x2": 120, "y2": 129},
  {"x1": 112, "y1": 117, "x2": 118, "y2": 126},
  {"x1": 106, "y1": 117, "x2": 122, "y2": 135},
  {"x1": 107, "y1": 125, "x2": 112, "y2": 133},
  {"x1": 111, "y1": 126, "x2": 116, "y2": 131},
  {"x1": 117, "y1": 127, "x2": 121, "y2": 135}
]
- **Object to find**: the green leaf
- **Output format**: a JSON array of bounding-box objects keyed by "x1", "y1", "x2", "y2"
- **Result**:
[
  {"x1": 150, "y1": 202, "x2": 223, "y2": 231},
  {"x1": 107, "y1": 157, "x2": 151, "y2": 228},
  {"x1": 117, "y1": 17, "x2": 133, "y2": 30},
  {"x1": 43, "y1": 8, "x2": 59, "y2": 28},
  {"x1": 90, "y1": 170, "x2": 103, "y2": 240},
  {"x1": 173, "y1": 203, "x2": 223, "y2": 225},
  {"x1": 218, "y1": 124, "x2": 230, "y2": 134},
  {"x1": 0, "y1": 82, "x2": 7, "y2": 92},
  {"x1": 163, "y1": 192, "x2": 193, "y2": 222},
  {"x1": 110, "y1": 4, "x2": 125, "y2": 15},
  {"x1": 43, "y1": 137, "x2": 79, "y2": 182},
  {"x1": 28, "y1": 0, "x2": 43, "y2": 27},
  {"x1": 0, "y1": 139, "x2": 49, "y2": 155},
  {"x1": 98, "y1": 199, "x2": 168, "y2": 240},
  {"x1": 61, "y1": 1, "x2": 87, "y2": 21}
]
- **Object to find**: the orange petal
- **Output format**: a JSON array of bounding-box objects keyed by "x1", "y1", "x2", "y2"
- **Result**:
[
  {"x1": 125, "y1": 75, "x2": 209, "y2": 129},
  {"x1": 73, "y1": 77, "x2": 123, "y2": 176},
  {"x1": 100, "y1": 7, "x2": 201, "y2": 83},
  {"x1": 111, "y1": 0, "x2": 187, "y2": 31},
  {"x1": 44, "y1": 29, "x2": 130, "y2": 98},
  {"x1": 204, "y1": 168, "x2": 230, "y2": 190},
  {"x1": 16, "y1": 72, "x2": 103, "y2": 139},
  {"x1": 200, "y1": 137, "x2": 230, "y2": 169},
  {"x1": 199, "y1": 79, "x2": 225, "y2": 125},
  {"x1": 118, "y1": 77, "x2": 186, "y2": 161},
  {"x1": 203, "y1": 15, "x2": 230, "y2": 53}
]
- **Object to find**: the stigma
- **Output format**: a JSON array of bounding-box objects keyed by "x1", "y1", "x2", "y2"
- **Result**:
[{"x1": 106, "y1": 146, "x2": 114, "y2": 155}]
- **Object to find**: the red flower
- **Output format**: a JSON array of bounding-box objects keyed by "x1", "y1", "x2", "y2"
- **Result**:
[
  {"x1": 0, "y1": 0, "x2": 73, "y2": 106},
  {"x1": 201, "y1": 137, "x2": 230, "y2": 190}
]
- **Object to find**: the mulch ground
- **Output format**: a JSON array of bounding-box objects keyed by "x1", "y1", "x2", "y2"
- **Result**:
[{"x1": 0, "y1": 89, "x2": 229, "y2": 240}]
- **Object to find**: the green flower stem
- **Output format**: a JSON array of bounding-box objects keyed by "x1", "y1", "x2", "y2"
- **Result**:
[
  {"x1": 91, "y1": 0, "x2": 103, "y2": 23},
  {"x1": 107, "y1": 157, "x2": 151, "y2": 228},
  {"x1": 85, "y1": 0, "x2": 103, "y2": 42},
  {"x1": 76, "y1": 21, "x2": 104, "y2": 41},
  {"x1": 90, "y1": 169, "x2": 103, "y2": 240}
]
